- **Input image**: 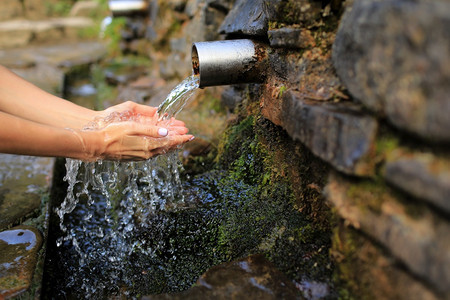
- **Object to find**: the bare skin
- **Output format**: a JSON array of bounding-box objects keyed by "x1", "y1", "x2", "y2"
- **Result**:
[{"x1": 0, "y1": 65, "x2": 194, "y2": 161}]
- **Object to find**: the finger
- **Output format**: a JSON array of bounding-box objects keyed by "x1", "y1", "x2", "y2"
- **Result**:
[
  {"x1": 132, "y1": 103, "x2": 158, "y2": 117},
  {"x1": 158, "y1": 118, "x2": 185, "y2": 127},
  {"x1": 166, "y1": 134, "x2": 195, "y2": 148},
  {"x1": 167, "y1": 126, "x2": 189, "y2": 135},
  {"x1": 121, "y1": 122, "x2": 169, "y2": 138}
]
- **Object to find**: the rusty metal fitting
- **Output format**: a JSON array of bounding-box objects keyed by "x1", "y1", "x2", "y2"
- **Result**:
[{"x1": 191, "y1": 39, "x2": 268, "y2": 88}]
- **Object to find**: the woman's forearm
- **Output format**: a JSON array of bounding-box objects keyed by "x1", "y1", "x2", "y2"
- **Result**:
[
  {"x1": 0, "y1": 110, "x2": 86, "y2": 159},
  {"x1": 0, "y1": 65, "x2": 97, "y2": 129}
]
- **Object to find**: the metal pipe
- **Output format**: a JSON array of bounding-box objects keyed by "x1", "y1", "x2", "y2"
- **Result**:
[{"x1": 191, "y1": 39, "x2": 268, "y2": 88}]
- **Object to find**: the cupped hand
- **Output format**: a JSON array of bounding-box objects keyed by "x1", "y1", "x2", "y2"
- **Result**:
[
  {"x1": 80, "y1": 120, "x2": 193, "y2": 161},
  {"x1": 99, "y1": 101, "x2": 158, "y2": 119}
]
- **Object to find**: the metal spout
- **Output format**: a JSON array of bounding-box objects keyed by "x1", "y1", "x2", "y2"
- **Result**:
[{"x1": 191, "y1": 39, "x2": 268, "y2": 88}]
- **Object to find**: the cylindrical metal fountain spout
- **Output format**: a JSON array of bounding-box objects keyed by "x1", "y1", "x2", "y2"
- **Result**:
[{"x1": 191, "y1": 39, "x2": 268, "y2": 88}]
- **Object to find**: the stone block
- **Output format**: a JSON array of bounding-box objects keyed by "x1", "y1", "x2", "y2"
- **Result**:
[
  {"x1": 332, "y1": 225, "x2": 440, "y2": 300},
  {"x1": 219, "y1": 0, "x2": 273, "y2": 36},
  {"x1": 280, "y1": 90, "x2": 378, "y2": 176},
  {"x1": 384, "y1": 151, "x2": 450, "y2": 214},
  {"x1": 325, "y1": 172, "x2": 450, "y2": 295},
  {"x1": 0, "y1": 226, "x2": 43, "y2": 299},
  {"x1": 268, "y1": 27, "x2": 315, "y2": 49},
  {"x1": 0, "y1": 154, "x2": 54, "y2": 231},
  {"x1": 332, "y1": 0, "x2": 450, "y2": 142}
]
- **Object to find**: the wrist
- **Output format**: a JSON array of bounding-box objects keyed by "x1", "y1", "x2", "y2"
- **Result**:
[{"x1": 66, "y1": 128, "x2": 101, "y2": 161}]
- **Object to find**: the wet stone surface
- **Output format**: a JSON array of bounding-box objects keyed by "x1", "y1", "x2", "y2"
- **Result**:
[
  {"x1": 281, "y1": 90, "x2": 378, "y2": 176},
  {"x1": 0, "y1": 154, "x2": 53, "y2": 231},
  {"x1": 268, "y1": 28, "x2": 315, "y2": 49},
  {"x1": 219, "y1": 0, "x2": 271, "y2": 36},
  {"x1": 142, "y1": 254, "x2": 304, "y2": 300},
  {"x1": 0, "y1": 226, "x2": 43, "y2": 299}
]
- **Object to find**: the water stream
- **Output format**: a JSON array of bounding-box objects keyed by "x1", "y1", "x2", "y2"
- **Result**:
[{"x1": 52, "y1": 75, "x2": 200, "y2": 298}]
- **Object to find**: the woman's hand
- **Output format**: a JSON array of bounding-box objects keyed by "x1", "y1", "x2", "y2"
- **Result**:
[{"x1": 77, "y1": 105, "x2": 194, "y2": 161}]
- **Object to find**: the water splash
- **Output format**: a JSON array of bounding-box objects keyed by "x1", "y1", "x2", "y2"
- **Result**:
[
  {"x1": 54, "y1": 75, "x2": 199, "y2": 298},
  {"x1": 157, "y1": 74, "x2": 199, "y2": 120}
]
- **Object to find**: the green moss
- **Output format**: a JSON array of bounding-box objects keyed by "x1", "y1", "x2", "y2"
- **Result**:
[
  {"x1": 331, "y1": 225, "x2": 380, "y2": 300},
  {"x1": 346, "y1": 178, "x2": 387, "y2": 214},
  {"x1": 375, "y1": 133, "x2": 399, "y2": 161},
  {"x1": 201, "y1": 112, "x2": 333, "y2": 283}
]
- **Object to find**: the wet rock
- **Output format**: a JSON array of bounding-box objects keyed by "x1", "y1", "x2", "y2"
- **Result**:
[
  {"x1": 0, "y1": 155, "x2": 54, "y2": 231},
  {"x1": 0, "y1": 226, "x2": 43, "y2": 299},
  {"x1": 325, "y1": 172, "x2": 450, "y2": 295},
  {"x1": 280, "y1": 90, "x2": 378, "y2": 176},
  {"x1": 142, "y1": 254, "x2": 303, "y2": 299},
  {"x1": 268, "y1": 27, "x2": 315, "y2": 49},
  {"x1": 219, "y1": 0, "x2": 273, "y2": 36},
  {"x1": 332, "y1": 0, "x2": 450, "y2": 142},
  {"x1": 384, "y1": 152, "x2": 450, "y2": 214}
]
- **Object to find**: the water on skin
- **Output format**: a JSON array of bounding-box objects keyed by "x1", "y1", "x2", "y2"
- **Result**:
[{"x1": 54, "y1": 75, "x2": 199, "y2": 298}]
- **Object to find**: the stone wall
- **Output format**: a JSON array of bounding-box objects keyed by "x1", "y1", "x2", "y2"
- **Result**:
[
  {"x1": 0, "y1": 0, "x2": 98, "y2": 49},
  {"x1": 146, "y1": 0, "x2": 449, "y2": 298}
]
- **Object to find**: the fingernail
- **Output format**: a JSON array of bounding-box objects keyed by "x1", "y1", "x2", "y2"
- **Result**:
[
  {"x1": 188, "y1": 136, "x2": 195, "y2": 142},
  {"x1": 158, "y1": 128, "x2": 168, "y2": 137}
]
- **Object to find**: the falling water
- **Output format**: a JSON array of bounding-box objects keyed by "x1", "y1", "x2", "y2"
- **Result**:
[
  {"x1": 54, "y1": 75, "x2": 199, "y2": 298},
  {"x1": 157, "y1": 74, "x2": 200, "y2": 120}
]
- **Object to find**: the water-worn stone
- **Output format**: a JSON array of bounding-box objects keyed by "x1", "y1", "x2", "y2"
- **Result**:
[
  {"x1": 219, "y1": 0, "x2": 274, "y2": 36},
  {"x1": 0, "y1": 226, "x2": 43, "y2": 299},
  {"x1": 0, "y1": 155, "x2": 54, "y2": 231},
  {"x1": 280, "y1": 90, "x2": 377, "y2": 176},
  {"x1": 142, "y1": 254, "x2": 303, "y2": 299},
  {"x1": 332, "y1": 0, "x2": 450, "y2": 142},
  {"x1": 325, "y1": 172, "x2": 450, "y2": 295},
  {"x1": 384, "y1": 151, "x2": 450, "y2": 214},
  {"x1": 268, "y1": 27, "x2": 315, "y2": 49}
]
